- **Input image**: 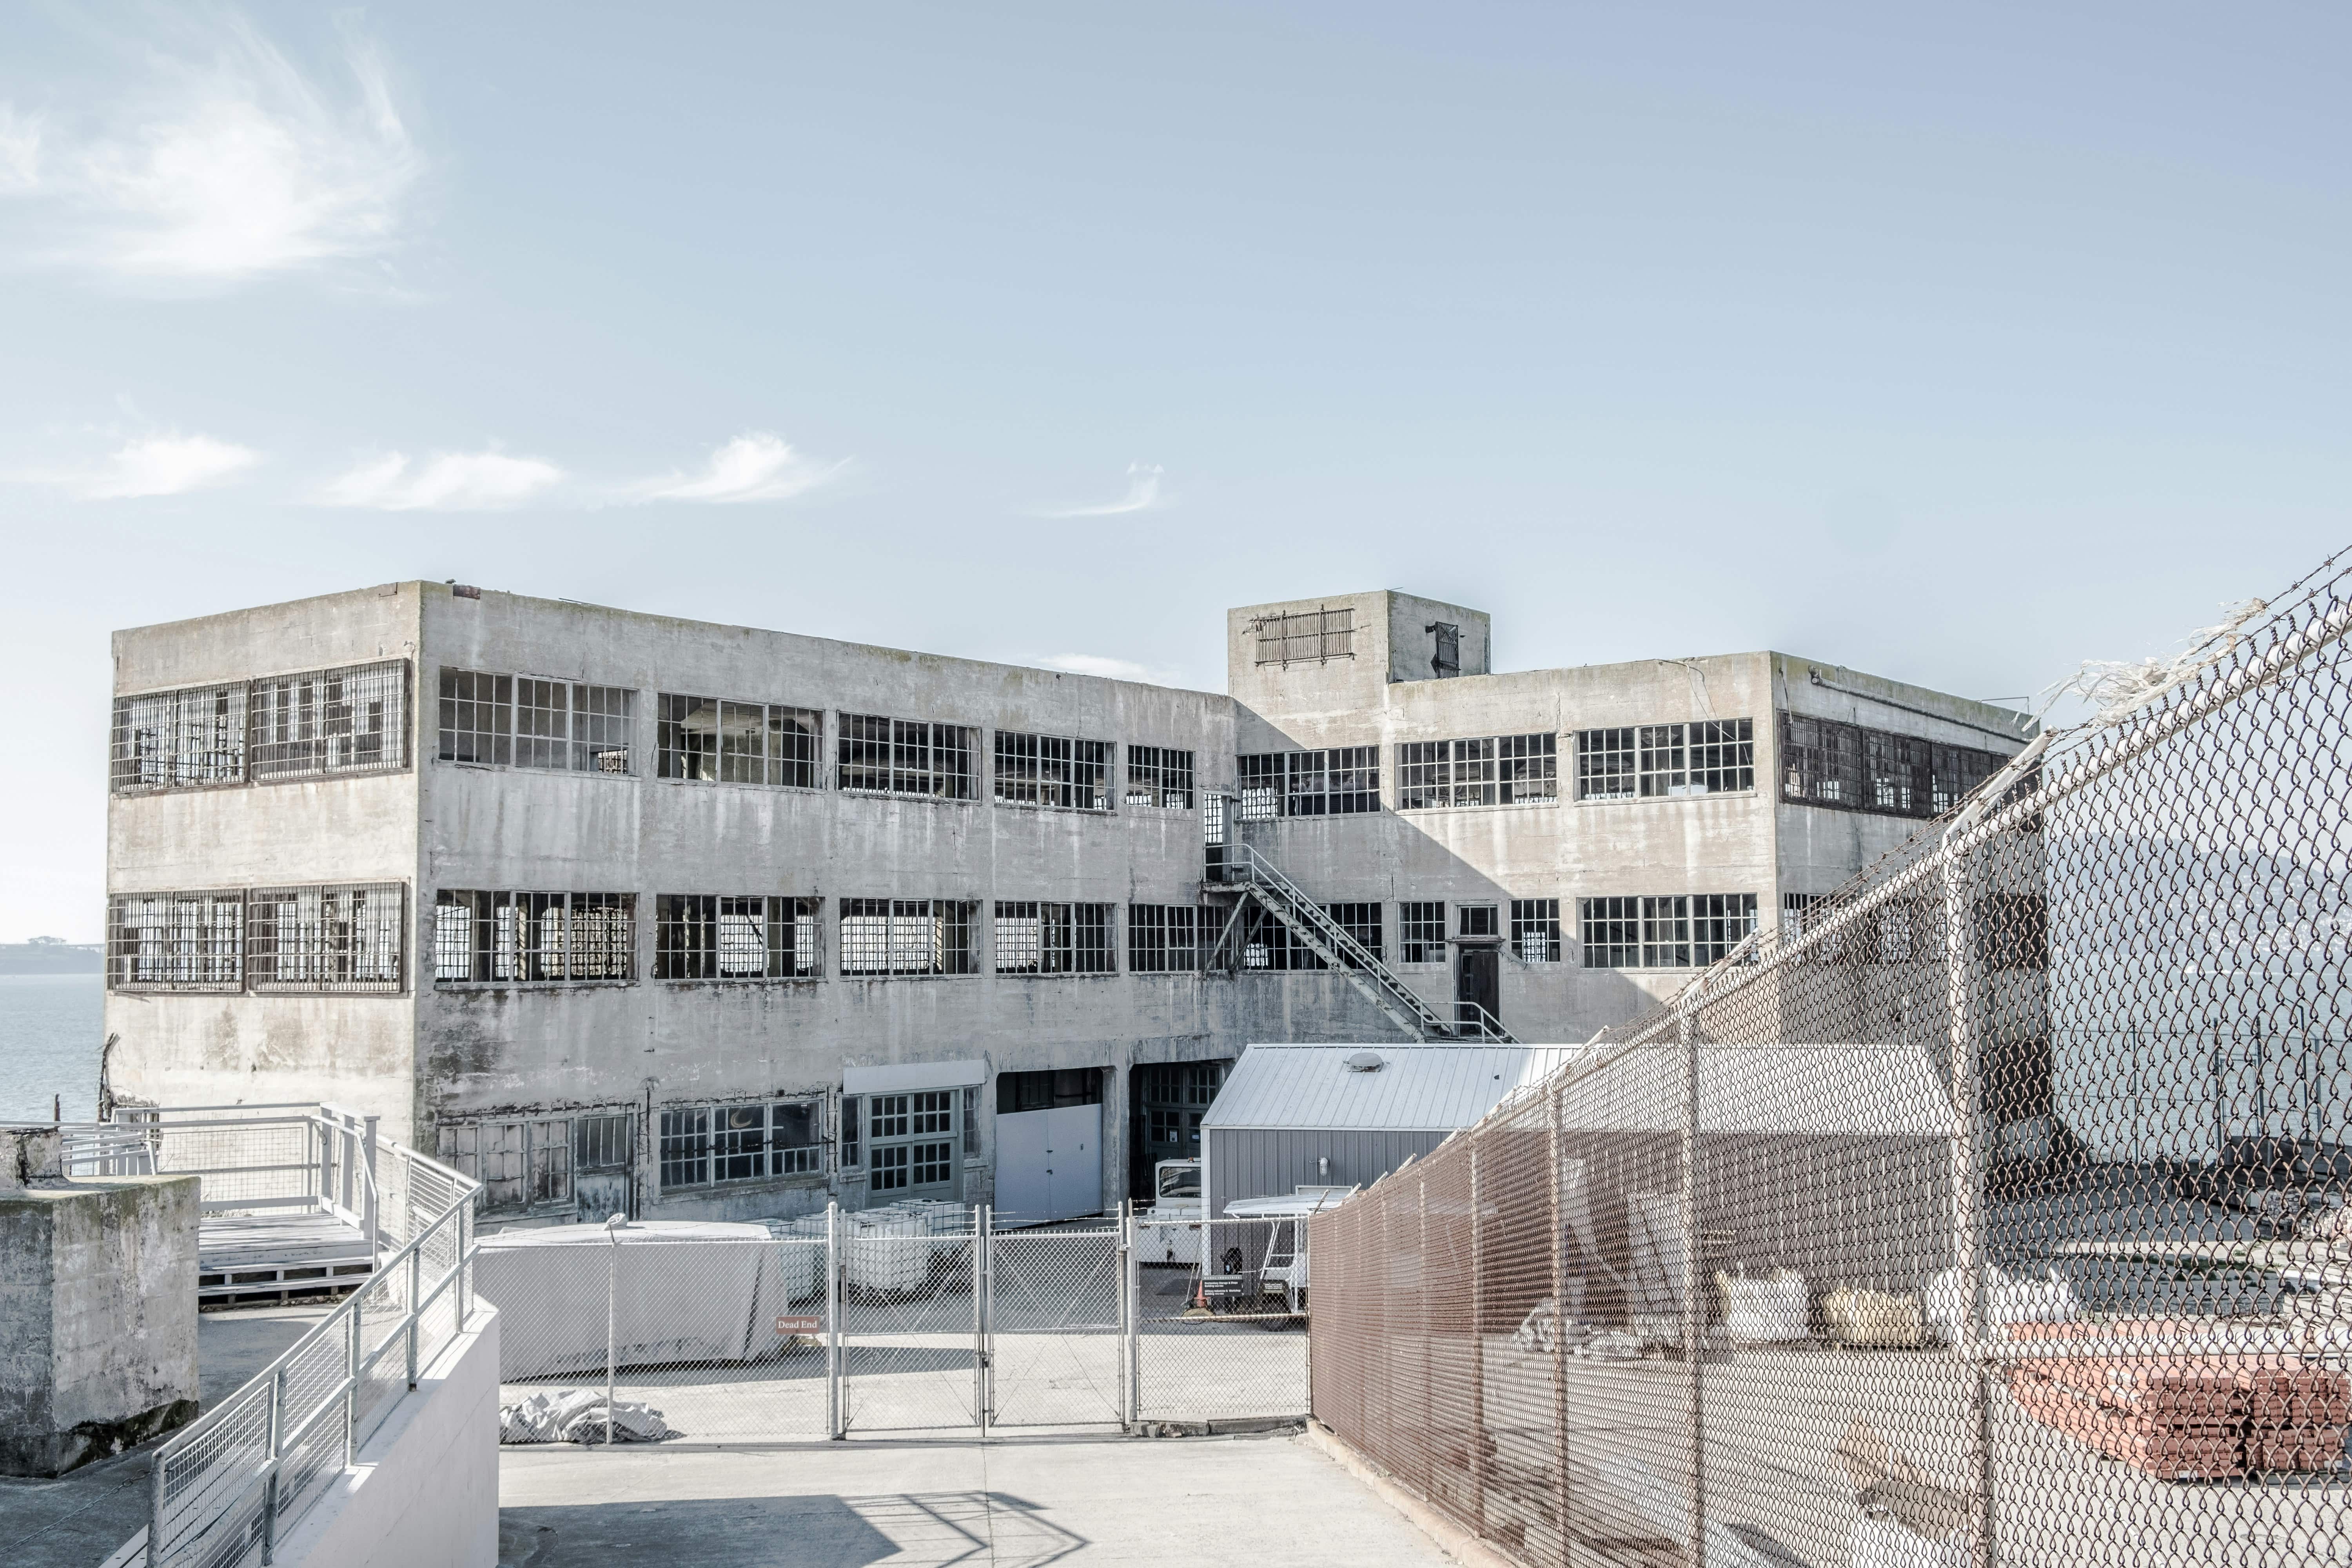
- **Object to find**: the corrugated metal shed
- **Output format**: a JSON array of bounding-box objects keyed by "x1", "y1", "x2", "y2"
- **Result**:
[{"x1": 1204, "y1": 1044, "x2": 1588, "y2": 1132}]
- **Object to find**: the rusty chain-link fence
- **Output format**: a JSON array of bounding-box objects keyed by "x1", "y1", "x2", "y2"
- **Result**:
[{"x1": 1310, "y1": 555, "x2": 2352, "y2": 1568}]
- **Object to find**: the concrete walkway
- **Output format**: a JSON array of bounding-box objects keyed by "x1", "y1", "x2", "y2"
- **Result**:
[{"x1": 499, "y1": 1430, "x2": 1457, "y2": 1568}]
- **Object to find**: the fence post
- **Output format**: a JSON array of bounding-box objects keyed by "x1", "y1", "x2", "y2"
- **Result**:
[
  {"x1": 1942, "y1": 842, "x2": 1993, "y2": 1568},
  {"x1": 975, "y1": 1207, "x2": 992, "y2": 1432},
  {"x1": 343, "y1": 1291, "x2": 361, "y2": 1468},
  {"x1": 361, "y1": 1115, "x2": 380, "y2": 1246},
  {"x1": 1116, "y1": 1200, "x2": 1133, "y2": 1432},
  {"x1": 1679, "y1": 1012, "x2": 1705, "y2": 1568},
  {"x1": 406, "y1": 1243, "x2": 422, "y2": 1388},
  {"x1": 147, "y1": 1443, "x2": 166, "y2": 1568},
  {"x1": 260, "y1": 1365, "x2": 284, "y2": 1564},
  {"x1": 826, "y1": 1200, "x2": 843, "y2": 1440},
  {"x1": 1468, "y1": 1137, "x2": 1488, "y2": 1539},
  {"x1": 1549, "y1": 1084, "x2": 1570, "y2": 1558},
  {"x1": 605, "y1": 1218, "x2": 621, "y2": 1449}
]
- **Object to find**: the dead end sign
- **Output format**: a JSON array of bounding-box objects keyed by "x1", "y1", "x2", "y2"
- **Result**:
[{"x1": 775, "y1": 1316, "x2": 823, "y2": 1335}]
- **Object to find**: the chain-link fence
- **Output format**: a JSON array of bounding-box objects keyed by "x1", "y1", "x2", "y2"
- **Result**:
[
  {"x1": 482, "y1": 1205, "x2": 1312, "y2": 1442},
  {"x1": 1310, "y1": 557, "x2": 2352, "y2": 1568}
]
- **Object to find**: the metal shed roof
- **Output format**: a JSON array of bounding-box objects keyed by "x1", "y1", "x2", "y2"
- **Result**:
[{"x1": 1202, "y1": 1044, "x2": 1588, "y2": 1132}]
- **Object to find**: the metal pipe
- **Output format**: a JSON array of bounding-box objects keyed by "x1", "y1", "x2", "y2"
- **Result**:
[
  {"x1": 1679, "y1": 1012, "x2": 1705, "y2": 1568},
  {"x1": 604, "y1": 1213, "x2": 624, "y2": 1449},
  {"x1": 826, "y1": 1200, "x2": 843, "y2": 1440}
]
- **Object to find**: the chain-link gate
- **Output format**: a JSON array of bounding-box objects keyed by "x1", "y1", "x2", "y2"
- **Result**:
[
  {"x1": 484, "y1": 1203, "x2": 1318, "y2": 1445},
  {"x1": 1310, "y1": 553, "x2": 2352, "y2": 1568},
  {"x1": 984, "y1": 1222, "x2": 1126, "y2": 1428}
]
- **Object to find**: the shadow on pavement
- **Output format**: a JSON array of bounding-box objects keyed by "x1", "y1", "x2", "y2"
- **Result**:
[{"x1": 498, "y1": 1491, "x2": 1085, "y2": 1568}]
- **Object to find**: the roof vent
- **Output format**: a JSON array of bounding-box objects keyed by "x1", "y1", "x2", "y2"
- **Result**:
[{"x1": 1343, "y1": 1051, "x2": 1386, "y2": 1073}]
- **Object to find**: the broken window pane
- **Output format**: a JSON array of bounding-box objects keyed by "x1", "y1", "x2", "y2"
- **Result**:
[
  {"x1": 839, "y1": 715, "x2": 976, "y2": 799},
  {"x1": 249, "y1": 661, "x2": 408, "y2": 781},
  {"x1": 107, "y1": 891, "x2": 245, "y2": 991},
  {"x1": 1125, "y1": 745, "x2": 1196, "y2": 809},
  {"x1": 1510, "y1": 898, "x2": 1561, "y2": 964},
  {"x1": 246, "y1": 883, "x2": 405, "y2": 992},
  {"x1": 435, "y1": 890, "x2": 634, "y2": 984}
]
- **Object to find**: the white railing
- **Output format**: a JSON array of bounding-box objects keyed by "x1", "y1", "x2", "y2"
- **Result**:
[{"x1": 73, "y1": 1110, "x2": 482, "y2": 1568}]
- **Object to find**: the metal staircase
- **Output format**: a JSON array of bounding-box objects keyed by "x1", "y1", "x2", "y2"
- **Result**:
[{"x1": 1205, "y1": 837, "x2": 1518, "y2": 1044}]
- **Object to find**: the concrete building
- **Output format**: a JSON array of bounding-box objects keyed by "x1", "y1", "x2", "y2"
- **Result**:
[{"x1": 102, "y1": 583, "x2": 2033, "y2": 1228}]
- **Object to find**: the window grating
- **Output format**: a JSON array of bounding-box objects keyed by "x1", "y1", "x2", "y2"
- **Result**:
[
  {"x1": 993, "y1": 731, "x2": 1112, "y2": 810},
  {"x1": 432, "y1": 890, "x2": 637, "y2": 983},
  {"x1": 838, "y1": 714, "x2": 976, "y2": 799},
  {"x1": 107, "y1": 891, "x2": 246, "y2": 991},
  {"x1": 246, "y1": 884, "x2": 406, "y2": 991},
  {"x1": 653, "y1": 895, "x2": 821, "y2": 979},
  {"x1": 111, "y1": 682, "x2": 247, "y2": 791},
  {"x1": 1510, "y1": 898, "x2": 1561, "y2": 963},
  {"x1": 655, "y1": 695, "x2": 822, "y2": 786},
  {"x1": 1252, "y1": 606, "x2": 1354, "y2": 665},
  {"x1": 838, "y1": 898, "x2": 978, "y2": 976},
  {"x1": 247, "y1": 661, "x2": 408, "y2": 781},
  {"x1": 1125, "y1": 745, "x2": 1196, "y2": 809},
  {"x1": 993, "y1": 902, "x2": 1114, "y2": 974},
  {"x1": 1398, "y1": 901, "x2": 1446, "y2": 964},
  {"x1": 1127, "y1": 905, "x2": 1200, "y2": 973}
]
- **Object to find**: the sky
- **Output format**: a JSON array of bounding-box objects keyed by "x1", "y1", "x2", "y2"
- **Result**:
[{"x1": 0, "y1": 2, "x2": 2346, "y2": 942}]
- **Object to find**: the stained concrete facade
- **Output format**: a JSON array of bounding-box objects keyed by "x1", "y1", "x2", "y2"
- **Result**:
[{"x1": 103, "y1": 582, "x2": 2033, "y2": 1230}]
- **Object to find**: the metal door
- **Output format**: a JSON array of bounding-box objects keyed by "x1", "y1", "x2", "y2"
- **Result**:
[{"x1": 1456, "y1": 946, "x2": 1500, "y2": 1035}]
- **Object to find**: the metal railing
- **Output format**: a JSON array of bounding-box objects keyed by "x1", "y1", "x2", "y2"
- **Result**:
[
  {"x1": 1211, "y1": 840, "x2": 1514, "y2": 1042},
  {"x1": 124, "y1": 1120, "x2": 479, "y2": 1568},
  {"x1": 1307, "y1": 550, "x2": 2352, "y2": 1568}
]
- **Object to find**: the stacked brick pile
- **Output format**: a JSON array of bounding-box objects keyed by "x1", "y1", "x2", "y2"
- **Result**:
[{"x1": 2005, "y1": 1321, "x2": 2348, "y2": 1481}]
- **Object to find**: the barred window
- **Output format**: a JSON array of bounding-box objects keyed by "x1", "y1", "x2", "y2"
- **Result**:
[
  {"x1": 247, "y1": 661, "x2": 408, "y2": 782},
  {"x1": 1399, "y1": 901, "x2": 1446, "y2": 964},
  {"x1": 838, "y1": 714, "x2": 976, "y2": 799},
  {"x1": 1128, "y1": 905, "x2": 1200, "y2": 973},
  {"x1": 247, "y1": 884, "x2": 405, "y2": 992},
  {"x1": 1326, "y1": 902, "x2": 1383, "y2": 961},
  {"x1": 656, "y1": 695, "x2": 821, "y2": 787},
  {"x1": 994, "y1": 902, "x2": 1115, "y2": 974},
  {"x1": 653, "y1": 895, "x2": 820, "y2": 980},
  {"x1": 1578, "y1": 897, "x2": 1640, "y2": 969},
  {"x1": 1252, "y1": 606, "x2": 1354, "y2": 665},
  {"x1": 994, "y1": 731, "x2": 1112, "y2": 811},
  {"x1": 1126, "y1": 746, "x2": 1196, "y2": 809},
  {"x1": 111, "y1": 682, "x2": 246, "y2": 791},
  {"x1": 1397, "y1": 734, "x2": 1555, "y2": 809},
  {"x1": 107, "y1": 891, "x2": 245, "y2": 991},
  {"x1": 839, "y1": 898, "x2": 978, "y2": 976},
  {"x1": 1510, "y1": 899, "x2": 1561, "y2": 964},
  {"x1": 659, "y1": 1099, "x2": 825, "y2": 1189},
  {"x1": 432, "y1": 890, "x2": 636, "y2": 983},
  {"x1": 439, "y1": 669, "x2": 633, "y2": 773}
]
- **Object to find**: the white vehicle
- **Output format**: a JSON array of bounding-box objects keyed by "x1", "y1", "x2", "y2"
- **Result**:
[
  {"x1": 1219, "y1": 1187, "x2": 1356, "y2": 1308},
  {"x1": 1134, "y1": 1158, "x2": 1203, "y2": 1265}
]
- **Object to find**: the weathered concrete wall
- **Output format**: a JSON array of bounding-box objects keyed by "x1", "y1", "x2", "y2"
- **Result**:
[
  {"x1": 0, "y1": 1133, "x2": 200, "y2": 1476},
  {"x1": 106, "y1": 583, "x2": 424, "y2": 1138}
]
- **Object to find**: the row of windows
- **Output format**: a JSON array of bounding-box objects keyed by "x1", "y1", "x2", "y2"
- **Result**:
[
  {"x1": 1397, "y1": 735, "x2": 1557, "y2": 809},
  {"x1": 111, "y1": 661, "x2": 409, "y2": 792},
  {"x1": 427, "y1": 893, "x2": 1210, "y2": 984},
  {"x1": 1238, "y1": 900, "x2": 1563, "y2": 968},
  {"x1": 1234, "y1": 726, "x2": 1754, "y2": 817},
  {"x1": 1578, "y1": 894, "x2": 1759, "y2": 969},
  {"x1": 106, "y1": 884, "x2": 405, "y2": 992},
  {"x1": 1779, "y1": 715, "x2": 2007, "y2": 820}
]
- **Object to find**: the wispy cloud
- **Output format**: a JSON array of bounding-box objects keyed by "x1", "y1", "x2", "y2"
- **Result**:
[
  {"x1": 627, "y1": 432, "x2": 845, "y2": 505},
  {"x1": 0, "y1": 15, "x2": 422, "y2": 283},
  {"x1": 1035, "y1": 463, "x2": 1166, "y2": 518},
  {"x1": 11, "y1": 431, "x2": 262, "y2": 499},
  {"x1": 318, "y1": 449, "x2": 561, "y2": 511},
  {"x1": 1034, "y1": 653, "x2": 1182, "y2": 687}
]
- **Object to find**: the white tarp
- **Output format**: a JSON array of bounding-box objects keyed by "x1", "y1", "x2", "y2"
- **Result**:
[{"x1": 479, "y1": 1220, "x2": 815, "y2": 1380}]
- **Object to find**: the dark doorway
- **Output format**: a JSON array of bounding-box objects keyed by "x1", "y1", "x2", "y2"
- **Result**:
[
  {"x1": 1128, "y1": 1060, "x2": 1229, "y2": 1200},
  {"x1": 1456, "y1": 947, "x2": 1500, "y2": 1037}
]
